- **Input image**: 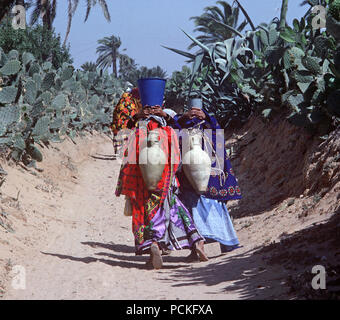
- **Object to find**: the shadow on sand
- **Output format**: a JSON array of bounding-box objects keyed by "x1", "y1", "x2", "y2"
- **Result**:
[
  {"x1": 42, "y1": 241, "x2": 190, "y2": 270},
  {"x1": 41, "y1": 213, "x2": 339, "y2": 299}
]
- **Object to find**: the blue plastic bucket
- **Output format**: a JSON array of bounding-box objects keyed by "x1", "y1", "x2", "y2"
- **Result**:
[{"x1": 137, "y1": 78, "x2": 167, "y2": 107}]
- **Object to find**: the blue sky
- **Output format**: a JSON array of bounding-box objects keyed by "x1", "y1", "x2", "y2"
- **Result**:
[{"x1": 46, "y1": 0, "x2": 308, "y2": 75}]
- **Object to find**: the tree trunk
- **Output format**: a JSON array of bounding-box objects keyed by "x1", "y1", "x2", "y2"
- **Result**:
[
  {"x1": 279, "y1": 0, "x2": 289, "y2": 31},
  {"x1": 41, "y1": 0, "x2": 52, "y2": 30},
  {"x1": 112, "y1": 49, "x2": 117, "y2": 78}
]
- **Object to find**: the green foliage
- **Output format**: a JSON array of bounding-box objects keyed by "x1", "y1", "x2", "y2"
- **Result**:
[
  {"x1": 119, "y1": 59, "x2": 168, "y2": 86},
  {"x1": 166, "y1": 0, "x2": 340, "y2": 135},
  {"x1": 0, "y1": 86, "x2": 18, "y2": 104},
  {"x1": 0, "y1": 47, "x2": 126, "y2": 165},
  {"x1": 0, "y1": 60, "x2": 21, "y2": 76},
  {"x1": 188, "y1": 1, "x2": 250, "y2": 49},
  {"x1": 164, "y1": 66, "x2": 192, "y2": 110},
  {"x1": 0, "y1": 22, "x2": 72, "y2": 69},
  {"x1": 81, "y1": 62, "x2": 97, "y2": 72},
  {"x1": 329, "y1": 0, "x2": 340, "y2": 21}
]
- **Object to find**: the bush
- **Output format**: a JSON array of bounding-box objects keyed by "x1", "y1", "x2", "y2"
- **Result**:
[
  {"x1": 166, "y1": 1, "x2": 340, "y2": 136},
  {"x1": 0, "y1": 22, "x2": 72, "y2": 69}
]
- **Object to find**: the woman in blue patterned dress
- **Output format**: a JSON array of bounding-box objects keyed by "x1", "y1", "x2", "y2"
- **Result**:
[{"x1": 172, "y1": 98, "x2": 242, "y2": 261}]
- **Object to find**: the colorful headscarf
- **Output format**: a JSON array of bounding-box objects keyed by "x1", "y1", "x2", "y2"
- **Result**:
[{"x1": 111, "y1": 89, "x2": 142, "y2": 136}]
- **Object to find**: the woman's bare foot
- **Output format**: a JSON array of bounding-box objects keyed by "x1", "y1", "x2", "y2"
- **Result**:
[
  {"x1": 150, "y1": 242, "x2": 163, "y2": 269},
  {"x1": 185, "y1": 250, "x2": 200, "y2": 263},
  {"x1": 195, "y1": 240, "x2": 209, "y2": 262}
]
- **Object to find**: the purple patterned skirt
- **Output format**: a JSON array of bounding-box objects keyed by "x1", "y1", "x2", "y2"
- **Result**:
[{"x1": 135, "y1": 187, "x2": 204, "y2": 255}]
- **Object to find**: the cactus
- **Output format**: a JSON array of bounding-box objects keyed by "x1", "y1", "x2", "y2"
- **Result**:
[
  {"x1": 15, "y1": 118, "x2": 28, "y2": 132},
  {"x1": 8, "y1": 50, "x2": 19, "y2": 60},
  {"x1": 0, "y1": 123, "x2": 7, "y2": 137},
  {"x1": 0, "y1": 137, "x2": 11, "y2": 145},
  {"x1": 33, "y1": 73, "x2": 42, "y2": 89},
  {"x1": 0, "y1": 60, "x2": 21, "y2": 76},
  {"x1": 27, "y1": 144, "x2": 43, "y2": 162},
  {"x1": 42, "y1": 61, "x2": 52, "y2": 71},
  {"x1": 314, "y1": 36, "x2": 329, "y2": 58},
  {"x1": 89, "y1": 94, "x2": 100, "y2": 108},
  {"x1": 28, "y1": 62, "x2": 40, "y2": 77},
  {"x1": 31, "y1": 100, "x2": 45, "y2": 118},
  {"x1": 13, "y1": 135, "x2": 26, "y2": 151},
  {"x1": 41, "y1": 72, "x2": 56, "y2": 91},
  {"x1": 0, "y1": 106, "x2": 20, "y2": 127},
  {"x1": 62, "y1": 78, "x2": 80, "y2": 92},
  {"x1": 40, "y1": 91, "x2": 52, "y2": 105},
  {"x1": 22, "y1": 52, "x2": 35, "y2": 67},
  {"x1": 302, "y1": 56, "x2": 321, "y2": 75},
  {"x1": 294, "y1": 70, "x2": 314, "y2": 83},
  {"x1": 0, "y1": 86, "x2": 18, "y2": 104},
  {"x1": 50, "y1": 118, "x2": 63, "y2": 129},
  {"x1": 51, "y1": 94, "x2": 68, "y2": 110},
  {"x1": 269, "y1": 28, "x2": 279, "y2": 46},
  {"x1": 24, "y1": 80, "x2": 37, "y2": 105},
  {"x1": 0, "y1": 43, "x2": 125, "y2": 164},
  {"x1": 54, "y1": 77, "x2": 62, "y2": 91},
  {"x1": 74, "y1": 89, "x2": 87, "y2": 102},
  {"x1": 61, "y1": 67, "x2": 74, "y2": 81},
  {"x1": 0, "y1": 49, "x2": 8, "y2": 67},
  {"x1": 165, "y1": 1, "x2": 339, "y2": 135},
  {"x1": 32, "y1": 115, "x2": 50, "y2": 138}
]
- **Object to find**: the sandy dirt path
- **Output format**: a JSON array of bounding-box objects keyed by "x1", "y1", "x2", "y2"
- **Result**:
[{"x1": 2, "y1": 137, "x2": 294, "y2": 300}]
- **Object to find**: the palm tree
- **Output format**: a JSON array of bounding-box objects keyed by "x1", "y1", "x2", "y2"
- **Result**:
[
  {"x1": 136, "y1": 66, "x2": 168, "y2": 80},
  {"x1": 63, "y1": 0, "x2": 111, "y2": 46},
  {"x1": 29, "y1": 0, "x2": 57, "y2": 30},
  {"x1": 189, "y1": 0, "x2": 247, "y2": 49},
  {"x1": 118, "y1": 54, "x2": 138, "y2": 81},
  {"x1": 81, "y1": 61, "x2": 97, "y2": 71},
  {"x1": 149, "y1": 66, "x2": 168, "y2": 79},
  {"x1": 96, "y1": 35, "x2": 122, "y2": 77},
  {"x1": 27, "y1": 1, "x2": 111, "y2": 45}
]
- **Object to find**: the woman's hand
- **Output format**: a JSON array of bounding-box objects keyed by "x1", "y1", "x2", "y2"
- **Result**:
[
  {"x1": 184, "y1": 108, "x2": 206, "y2": 120},
  {"x1": 134, "y1": 107, "x2": 152, "y2": 120},
  {"x1": 134, "y1": 106, "x2": 169, "y2": 120},
  {"x1": 150, "y1": 106, "x2": 167, "y2": 118}
]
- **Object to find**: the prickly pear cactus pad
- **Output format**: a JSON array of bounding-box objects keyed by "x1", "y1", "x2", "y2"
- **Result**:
[
  {"x1": 0, "y1": 60, "x2": 21, "y2": 76},
  {"x1": 0, "y1": 87, "x2": 18, "y2": 104}
]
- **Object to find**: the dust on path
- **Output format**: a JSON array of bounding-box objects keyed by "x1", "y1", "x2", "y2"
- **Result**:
[{"x1": 1, "y1": 135, "x2": 322, "y2": 300}]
